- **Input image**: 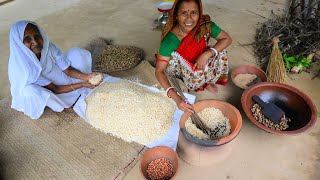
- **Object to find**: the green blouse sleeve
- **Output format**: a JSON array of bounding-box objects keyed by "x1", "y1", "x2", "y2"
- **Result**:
[
  {"x1": 211, "y1": 21, "x2": 221, "y2": 38},
  {"x1": 159, "y1": 32, "x2": 181, "y2": 57}
]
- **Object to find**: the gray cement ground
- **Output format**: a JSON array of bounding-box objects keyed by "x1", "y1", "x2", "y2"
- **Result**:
[{"x1": 0, "y1": 0, "x2": 319, "y2": 179}]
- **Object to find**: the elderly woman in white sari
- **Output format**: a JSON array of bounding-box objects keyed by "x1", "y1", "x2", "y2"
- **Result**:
[{"x1": 8, "y1": 20, "x2": 103, "y2": 119}]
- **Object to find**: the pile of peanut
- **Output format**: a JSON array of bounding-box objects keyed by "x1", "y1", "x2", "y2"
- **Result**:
[
  {"x1": 146, "y1": 158, "x2": 174, "y2": 180},
  {"x1": 95, "y1": 45, "x2": 143, "y2": 72},
  {"x1": 251, "y1": 103, "x2": 291, "y2": 131}
]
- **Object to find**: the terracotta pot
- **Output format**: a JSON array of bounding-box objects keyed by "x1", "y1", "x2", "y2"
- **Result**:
[
  {"x1": 177, "y1": 131, "x2": 235, "y2": 166},
  {"x1": 179, "y1": 99, "x2": 242, "y2": 146},
  {"x1": 241, "y1": 82, "x2": 318, "y2": 135},
  {"x1": 231, "y1": 65, "x2": 267, "y2": 89},
  {"x1": 140, "y1": 146, "x2": 179, "y2": 180}
]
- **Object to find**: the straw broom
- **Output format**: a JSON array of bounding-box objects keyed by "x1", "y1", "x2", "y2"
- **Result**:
[
  {"x1": 166, "y1": 73, "x2": 212, "y2": 136},
  {"x1": 266, "y1": 37, "x2": 287, "y2": 83}
]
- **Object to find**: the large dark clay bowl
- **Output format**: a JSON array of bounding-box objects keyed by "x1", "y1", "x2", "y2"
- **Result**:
[
  {"x1": 241, "y1": 82, "x2": 317, "y2": 135},
  {"x1": 179, "y1": 100, "x2": 242, "y2": 147}
]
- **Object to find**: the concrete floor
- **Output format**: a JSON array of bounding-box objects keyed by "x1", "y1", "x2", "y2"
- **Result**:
[{"x1": 0, "y1": 0, "x2": 319, "y2": 179}]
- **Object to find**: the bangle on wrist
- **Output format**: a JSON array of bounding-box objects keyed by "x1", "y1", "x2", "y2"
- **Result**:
[
  {"x1": 208, "y1": 50, "x2": 214, "y2": 57},
  {"x1": 165, "y1": 87, "x2": 175, "y2": 98},
  {"x1": 70, "y1": 84, "x2": 75, "y2": 91},
  {"x1": 209, "y1": 47, "x2": 218, "y2": 57}
]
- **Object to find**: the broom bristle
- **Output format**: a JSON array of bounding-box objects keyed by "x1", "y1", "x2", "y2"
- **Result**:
[
  {"x1": 166, "y1": 73, "x2": 212, "y2": 136},
  {"x1": 266, "y1": 37, "x2": 286, "y2": 83}
]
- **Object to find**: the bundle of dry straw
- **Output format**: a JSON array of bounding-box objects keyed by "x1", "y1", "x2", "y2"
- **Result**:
[
  {"x1": 266, "y1": 38, "x2": 287, "y2": 83},
  {"x1": 167, "y1": 73, "x2": 211, "y2": 136}
]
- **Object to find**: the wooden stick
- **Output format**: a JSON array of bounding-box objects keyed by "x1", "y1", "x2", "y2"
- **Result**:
[
  {"x1": 246, "y1": 9, "x2": 267, "y2": 19},
  {"x1": 311, "y1": 72, "x2": 320, "y2": 79},
  {"x1": 238, "y1": 42, "x2": 255, "y2": 56},
  {"x1": 0, "y1": 0, "x2": 14, "y2": 6}
]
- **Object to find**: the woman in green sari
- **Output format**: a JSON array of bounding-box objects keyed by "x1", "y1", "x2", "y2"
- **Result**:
[{"x1": 155, "y1": 0, "x2": 232, "y2": 113}]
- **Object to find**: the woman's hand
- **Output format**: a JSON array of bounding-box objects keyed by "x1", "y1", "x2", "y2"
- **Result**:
[
  {"x1": 155, "y1": 54, "x2": 194, "y2": 114},
  {"x1": 175, "y1": 97, "x2": 194, "y2": 114},
  {"x1": 87, "y1": 72, "x2": 104, "y2": 85},
  {"x1": 85, "y1": 73, "x2": 97, "y2": 81},
  {"x1": 193, "y1": 51, "x2": 211, "y2": 71},
  {"x1": 81, "y1": 82, "x2": 96, "y2": 89}
]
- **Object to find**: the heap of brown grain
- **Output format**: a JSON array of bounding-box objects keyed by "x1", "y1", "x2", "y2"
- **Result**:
[
  {"x1": 251, "y1": 103, "x2": 291, "y2": 131},
  {"x1": 146, "y1": 158, "x2": 174, "y2": 180},
  {"x1": 233, "y1": 73, "x2": 258, "y2": 89},
  {"x1": 84, "y1": 37, "x2": 144, "y2": 73},
  {"x1": 94, "y1": 45, "x2": 144, "y2": 72}
]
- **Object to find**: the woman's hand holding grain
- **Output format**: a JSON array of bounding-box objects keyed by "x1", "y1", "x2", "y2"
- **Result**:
[
  {"x1": 91, "y1": 72, "x2": 104, "y2": 85},
  {"x1": 86, "y1": 73, "x2": 98, "y2": 81},
  {"x1": 86, "y1": 72, "x2": 104, "y2": 86}
]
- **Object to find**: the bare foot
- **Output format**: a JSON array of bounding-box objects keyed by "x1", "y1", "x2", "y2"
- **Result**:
[{"x1": 206, "y1": 84, "x2": 218, "y2": 94}]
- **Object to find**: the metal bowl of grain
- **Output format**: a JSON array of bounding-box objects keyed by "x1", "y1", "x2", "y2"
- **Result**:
[
  {"x1": 179, "y1": 100, "x2": 242, "y2": 147},
  {"x1": 140, "y1": 146, "x2": 179, "y2": 180},
  {"x1": 241, "y1": 82, "x2": 317, "y2": 135},
  {"x1": 231, "y1": 65, "x2": 267, "y2": 89}
]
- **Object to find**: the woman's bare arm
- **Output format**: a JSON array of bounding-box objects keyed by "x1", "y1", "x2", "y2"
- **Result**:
[
  {"x1": 212, "y1": 30, "x2": 232, "y2": 52},
  {"x1": 64, "y1": 66, "x2": 104, "y2": 82},
  {"x1": 155, "y1": 55, "x2": 194, "y2": 114},
  {"x1": 194, "y1": 30, "x2": 232, "y2": 70},
  {"x1": 44, "y1": 82, "x2": 95, "y2": 94},
  {"x1": 63, "y1": 66, "x2": 90, "y2": 80},
  {"x1": 63, "y1": 66, "x2": 103, "y2": 85}
]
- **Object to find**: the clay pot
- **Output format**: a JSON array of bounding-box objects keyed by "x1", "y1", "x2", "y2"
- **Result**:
[
  {"x1": 140, "y1": 146, "x2": 179, "y2": 180},
  {"x1": 177, "y1": 131, "x2": 235, "y2": 166},
  {"x1": 241, "y1": 82, "x2": 317, "y2": 135},
  {"x1": 231, "y1": 65, "x2": 267, "y2": 89},
  {"x1": 179, "y1": 100, "x2": 242, "y2": 146}
]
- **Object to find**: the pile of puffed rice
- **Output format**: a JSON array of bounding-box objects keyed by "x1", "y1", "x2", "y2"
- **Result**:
[
  {"x1": 86, "y1": 80, "x2": 176, "y2": 145},
  {"x1": 185, "y1": 108, "x2": 231, "y2": 140},
  {"x1": 89, "y1": 74, "x2": 103, "y2": 85}
]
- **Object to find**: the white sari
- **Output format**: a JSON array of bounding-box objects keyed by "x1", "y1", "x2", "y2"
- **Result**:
[{"x1": 8, "y1": 20, "x2": 92, "y2": 119}]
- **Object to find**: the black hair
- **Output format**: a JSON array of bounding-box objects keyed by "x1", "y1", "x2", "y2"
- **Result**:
[
  {"x1": 25, "y1": 23, "x2": 40, "y2": 33},
  {"x1": 174, "y1": 0, "x2": 200, "y2": 18}
]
